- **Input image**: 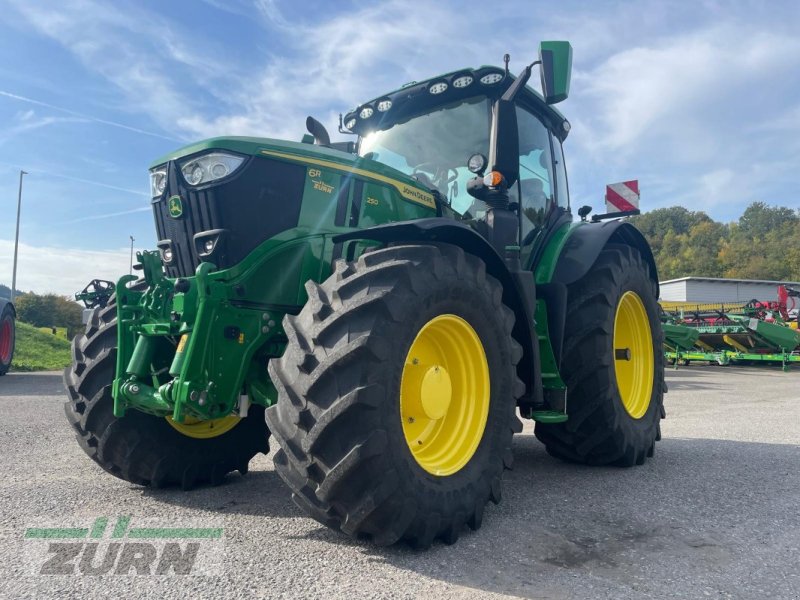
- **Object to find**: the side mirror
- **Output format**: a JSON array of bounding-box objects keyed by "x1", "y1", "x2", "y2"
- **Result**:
[{"x1": 538, "y1": 41, "x2": 572, "y2": 104}]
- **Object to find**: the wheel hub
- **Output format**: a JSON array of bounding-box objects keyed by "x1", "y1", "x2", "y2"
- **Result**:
[
  {"x1": 613, "y1": 291, "x2": 654, "y2": 419},
  {"x1": 400, "y1": 314, "x2": 490, "y2": 477},
  {"x1": 419, "y1": 365, "x2": 452, "y2": 419},
  {"x1": 165, "y1": 414, "x2": 241, "y2": 439}
]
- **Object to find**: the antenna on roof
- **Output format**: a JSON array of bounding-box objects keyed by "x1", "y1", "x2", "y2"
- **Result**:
[{"x1": 503, "y1": 53, "x2": 510, "y2": 76}]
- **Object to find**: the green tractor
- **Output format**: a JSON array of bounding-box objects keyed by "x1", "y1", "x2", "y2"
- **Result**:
[{"x1": 64, "y1": 41, "x2": 665, "y2": 548}]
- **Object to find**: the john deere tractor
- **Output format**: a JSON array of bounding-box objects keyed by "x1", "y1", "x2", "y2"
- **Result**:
[{"x1": 65, "y1": 41, "x2": 665, "y2": 548}]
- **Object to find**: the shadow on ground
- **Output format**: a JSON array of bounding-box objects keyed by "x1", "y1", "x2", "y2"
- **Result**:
[
  {"x1": 140, "y1": 468, "x2": 300, "y2": 519},
  {"x1": 0, "y1": 371, "x2": 66, "y2": 397},
  {"x1": 294, "y1": 435, "x2": 800, "y2": 598}
]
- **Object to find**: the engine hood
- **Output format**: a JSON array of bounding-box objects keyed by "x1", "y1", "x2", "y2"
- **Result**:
[{"x1": 150, "y1": 136, "x2": 436, "y2": 211}]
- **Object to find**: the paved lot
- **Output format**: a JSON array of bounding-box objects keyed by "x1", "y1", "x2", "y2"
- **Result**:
[{"x1": 0, "y1": 366, "x2": 798, "y2": 599}]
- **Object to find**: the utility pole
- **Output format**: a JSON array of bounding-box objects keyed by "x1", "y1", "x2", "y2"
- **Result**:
[
  {"x1": 129, "y1": 235, "x2": 135, "y2": 275},
  {"x1": 10, "y1": 170, "x2": 28, "y2": 302}
]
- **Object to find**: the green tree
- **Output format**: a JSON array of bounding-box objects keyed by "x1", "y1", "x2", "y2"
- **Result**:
[
  {"x1": 738, "y1": 202, "x2": 798, "y2": 238},
  {"x1": 681, "y1": 220, "x2": 726, "y2": 277},
  {"x1": 720, "y1": 205, "x2": 799, "y2": 280},
  {"x1": 14, "y1": 293, "x2": 83, "y2": 339},
  {"x1": 630, "y1": 206, "x2": 712, "y2": 255},
  {"x1": 633, "y1": 201, "x2": 799, "y2": 282}
]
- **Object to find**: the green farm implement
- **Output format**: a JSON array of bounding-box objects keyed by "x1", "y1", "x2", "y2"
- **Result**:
[
  {"x1": 661, "y1": 295, "x2": 800, "y2": 370},
  {"x1": 65, "y1": 42, "x2": 666, "y2": 547}
]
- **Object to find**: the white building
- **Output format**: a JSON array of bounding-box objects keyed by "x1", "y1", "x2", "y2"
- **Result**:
[{"x1": 659, "y1": 276, "x2": 800, "y2": 303}]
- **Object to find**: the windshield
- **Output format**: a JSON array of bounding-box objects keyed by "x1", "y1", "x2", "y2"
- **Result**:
[{"x1": 358, "y1": 97, "x2": 490, "y2": 215}]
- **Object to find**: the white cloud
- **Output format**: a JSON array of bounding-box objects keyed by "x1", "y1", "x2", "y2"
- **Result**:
[
  {"x1": 4, "y1": 0, "x2": 799, "y2": 226},
  {"x1": 0, "y1": 90, "x2": 180, "y2": 142},
  {"x1": 572, "y1": 26, "x2": 800, "y2": 157},
  {"x1": 4, "y1": 0, "x2": 235, "y2": 141},
  {"x1": 0, "y1": 239, "x2": 134, "y2": 297},
  {"x1": 0, "y1": 109, "x2": 88, "y2": 146}
]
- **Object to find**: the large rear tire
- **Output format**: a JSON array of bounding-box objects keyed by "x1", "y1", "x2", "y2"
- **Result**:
[
  {"x1": 64, "y1": 292, "x2": 270, "y2": 489},
  {"x1": 535, "y1": 244, "x2": 665, "y2": 466},
  {"x1": 266, "y1": 244, "x2": 523, "y2": 547},
  {"x1": 0, "y1": 303, "x2": 15, "y2": 376}
]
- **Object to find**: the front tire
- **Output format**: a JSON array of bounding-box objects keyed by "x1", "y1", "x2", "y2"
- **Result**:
[
  {"x1": 64, "y1": 295, "x2": 270, "y2": 489},
  {"x1": 0, "y1": 303, "x2": 14, "y2": 376},
  {"x1": 535, "y1": 244, "x2": 665, "y2": 466},
  {"x1": 266, "y1": 244, "x2": 523, "y2": 547}
]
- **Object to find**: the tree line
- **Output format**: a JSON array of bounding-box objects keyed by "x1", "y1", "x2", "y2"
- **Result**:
[
  {"x1": 629, "y1": 202, "x2": 800, "y2": 282},
  {"x1": 0, "y1": 284, "x2": 84, "y2": 339}
]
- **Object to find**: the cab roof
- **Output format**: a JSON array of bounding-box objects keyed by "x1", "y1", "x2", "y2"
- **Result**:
[{"x1": 343, "y1": 65, "x2": 570, "y2": 141}]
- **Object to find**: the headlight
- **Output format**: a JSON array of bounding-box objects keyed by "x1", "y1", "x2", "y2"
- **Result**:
[
  {"x1": 480, "y1": 72, "x2": 504, "y2": 85},
  {"x1": 178, "y1": 152, "x2": 245, "y2": 187},
  {"x1": 150, "y1": 167, "x2": 167, "y2": 198},
  {"x1": 452, "y1": 75, "x2": 473, "y2": 88}
]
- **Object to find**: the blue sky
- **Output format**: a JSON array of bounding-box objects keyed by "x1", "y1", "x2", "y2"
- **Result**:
[{"x1": 1, "y1": 0, "x2": 799, "y2": 295}]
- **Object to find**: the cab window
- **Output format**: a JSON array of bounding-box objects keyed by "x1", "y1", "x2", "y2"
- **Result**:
[
  {"x1": 513, "y1": 107, "x2": 554, "y2": 242},
  {"x1": 551, "y1": 136, "x2": 569, "y2": 209}
]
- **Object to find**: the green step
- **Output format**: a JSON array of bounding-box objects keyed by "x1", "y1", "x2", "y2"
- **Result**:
[{"x1": 528, "y1": 410, "x2": 568, "y2": 424}]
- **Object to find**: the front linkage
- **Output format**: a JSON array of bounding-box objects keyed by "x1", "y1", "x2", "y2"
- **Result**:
[{"x1": 113, "y1": 250, "x2": 280, "y2": 424}]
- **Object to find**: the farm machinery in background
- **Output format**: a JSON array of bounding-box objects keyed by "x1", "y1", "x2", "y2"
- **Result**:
[
  {"x1": 75, "y1": 279, "x2": 116, "y2": 324},
  {"x1": 660, "y1": 285, "x2": 800, "y2": 370},
  {"x1": 0, "y1": 298, "x2": 15, "y2": 375}
]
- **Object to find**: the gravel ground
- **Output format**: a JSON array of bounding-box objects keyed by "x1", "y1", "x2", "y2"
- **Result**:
[{"x1": 0, "y1": 366, "x2": 798, "y2": 599}]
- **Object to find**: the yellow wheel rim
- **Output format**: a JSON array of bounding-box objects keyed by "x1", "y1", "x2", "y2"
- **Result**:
[
  {"x1": 165, "y1": 415, "x2": 240, "y2": 439},
  {"x1": 613, "y1": 291, "x2": 654, "y2": 419},
  {"x1": 400, "y1": 314, "x2": 490, "y2": 476}
]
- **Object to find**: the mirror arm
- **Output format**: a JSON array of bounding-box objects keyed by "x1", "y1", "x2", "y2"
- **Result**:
[{"x1": 501, "y1": 61, "x2": 541, "y2": 103}]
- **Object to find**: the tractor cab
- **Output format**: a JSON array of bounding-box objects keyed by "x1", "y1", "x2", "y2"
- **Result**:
[{"x1": 342, "y1": 41, "x2": 573, "y2": 267}]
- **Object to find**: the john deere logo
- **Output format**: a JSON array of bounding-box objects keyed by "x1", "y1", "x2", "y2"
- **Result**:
[{"x1": 168, "y1": 195, "x2": 183, "y2": 218}]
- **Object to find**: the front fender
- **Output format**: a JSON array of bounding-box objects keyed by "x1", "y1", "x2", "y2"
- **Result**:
[
  {"x1": 0, "y1": 299, "x2": 14, "y2": 317},
  {"x1": 334, "y1": 218, "x2": 542, "y2": 405}
]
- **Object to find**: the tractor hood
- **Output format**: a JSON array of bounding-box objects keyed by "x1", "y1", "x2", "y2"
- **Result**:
[
  {"x1": 149, "y1": 136, "x2": 433, "y2": 203},
  {"x1": 150, "y1": 136, "x2": 359, "y2": 170},
  {"x1": 148, "y1": 136, "x2": 436, "y2": 278}
]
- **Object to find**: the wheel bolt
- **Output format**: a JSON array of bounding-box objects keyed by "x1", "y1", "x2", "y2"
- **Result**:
[{"x1": 615, "y1": 348, "x2": 631, "y2": 361}]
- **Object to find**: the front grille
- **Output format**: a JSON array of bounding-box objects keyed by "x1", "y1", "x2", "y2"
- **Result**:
[{"x1": 152, "y1": 155, "x2": 306, "y2": 277}]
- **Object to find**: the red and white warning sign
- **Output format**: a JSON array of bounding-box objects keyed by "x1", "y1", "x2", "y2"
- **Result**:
[{"x1": 605, "y1": 180, "x2": 640, "y2": 213}]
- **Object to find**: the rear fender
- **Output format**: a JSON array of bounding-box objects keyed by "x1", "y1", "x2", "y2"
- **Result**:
[
  {"x1": 533, "y1": 220, "x2": 657, "y2": 367},
  {"x1": 551, "y1": 221, "x2": 659, "y2": 293}
]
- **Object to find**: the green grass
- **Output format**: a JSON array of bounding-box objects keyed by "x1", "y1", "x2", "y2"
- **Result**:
[
  {"x1": 11, "y1": 321, "x2": 72, "y2": 372},
  {"x1": 37, "y1": 326, "x2": 68, "y2": 340}
]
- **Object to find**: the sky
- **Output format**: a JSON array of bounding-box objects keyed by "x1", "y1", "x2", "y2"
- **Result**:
[{"x1": 0, "y1": 0, "x2": 799, "y2": 296}]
